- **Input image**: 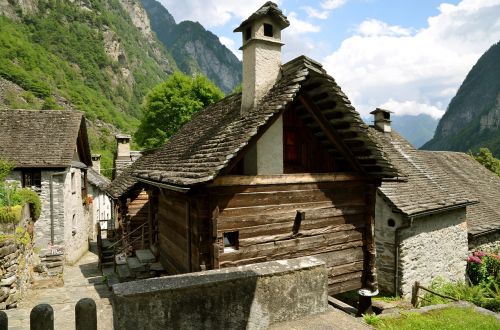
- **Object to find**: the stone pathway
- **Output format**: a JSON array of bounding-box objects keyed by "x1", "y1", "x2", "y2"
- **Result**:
[{"x1": 5, "y1": 246, "x2": 113, "y2": 330}]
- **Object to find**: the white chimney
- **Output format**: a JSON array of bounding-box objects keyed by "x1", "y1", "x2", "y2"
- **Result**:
[
  {"x1": 234, "y1": 2, "x2": 290, "y2": 114},
  {"x1": 91, "y1": 154, "x2": 101, "y2": 174},
  {"x1": 115, "y1": 134, "x2": 131, "y2": 160},
  {"x1": 234, "y1": 2, "x2": 290, "y2": 175},
  {"x1": 371, "y1": 108, "x2": 393, "y2": 133}
]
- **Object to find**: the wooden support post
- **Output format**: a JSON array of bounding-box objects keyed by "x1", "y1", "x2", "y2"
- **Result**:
[
  {"x1": 141, "y1": 226, "x2": 145, "y2": 249},
  {"x1": 411, "y1": 281, "x2": 420, "y2": 307},
  {"x1": 75, "y1": 298, "x2": 97, "y2": 330},
  {"x1": 30, "y1": 304, "x2": 54, "y2": 330},
  {"x1": 0, "y1": 311, "x2": 7, "y2": 330}
]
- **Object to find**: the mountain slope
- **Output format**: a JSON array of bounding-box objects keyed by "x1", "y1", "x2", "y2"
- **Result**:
[
  {"x1": 422, "y1": 41, "x2": 500, "y2": 156},
  {"x1": 141, "y1": 0, "x2": 242, "y2": 94},
  {"x1": 392, "y1": 114, "x2": 438, "y2": 148},
  {"x1": 0, "y1": 0, "x2": 177, "y2": 175}
]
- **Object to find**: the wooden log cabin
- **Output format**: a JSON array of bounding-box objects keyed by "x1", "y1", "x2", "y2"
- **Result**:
[{"x1": 132, "y1": 2, "x2": 398, "y2": 295}]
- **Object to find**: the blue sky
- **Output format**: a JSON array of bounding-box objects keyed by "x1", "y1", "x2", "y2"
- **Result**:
[{"x1": 157, "y1": 0, "x2": 500, "y2": 118}]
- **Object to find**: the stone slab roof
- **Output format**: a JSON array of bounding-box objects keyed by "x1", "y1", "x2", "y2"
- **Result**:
[
  {"x1": 371, "y1": 129, "x2": 477, "y2": 216},
  {"x1": 420, "y1": 151, "x2": 500, "y2": 236},
  {"x1": 132, "y1": 56, "x2": 399, "y2": 186},
  {"x1": 107, "y1": 162, "x2": 142, "y2": 199},
  {"x1": 87, "y1": 168, "x2": 111, "y2": 190},
  {"x1": 234, "y1": 1, "x2": 290, "y2": 32},
  {"x1": 0, "y1": 109, "x2": 91, "y2": 168}
]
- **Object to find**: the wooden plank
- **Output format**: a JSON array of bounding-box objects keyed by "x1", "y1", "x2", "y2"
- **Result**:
[
  {"x1": 217, "y1": 206, "x2": 365, "y2": 230},
  {"x1": 210, "y1": 173, "x2": 368, "y2": 186},
  {"x1": 329, "y1": 271, "x2": 363, "y2": 285},
  {"x1": 219, "y1": 233, "x2": 364, "y2": 263},
  {"x1": 210, "y1": 181, "x2": 364, "y2": 195},
  {"x1": 216, "y1": 187, "x2": 365, "y2": 209},
  {"x1": 312, "y1": 247, "x2": 364, "y2": 267},
  {"x1": 328, "y1": 277, "x2": 363, "y2": 295},
  {"x1": 158, "y1": 232, "x2": 189, "y2": 272},
  {"x1": 237, "y1": 221, "x2": 364, "y2": 246},
  {"x1": 327, "y1": 261, "x2": 364, "y2": 277}
]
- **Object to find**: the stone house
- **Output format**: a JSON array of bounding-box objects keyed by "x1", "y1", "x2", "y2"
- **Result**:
[
  {"x1": 130, "y1": 2, "x2": 399, "y2": 296},
  {"x1": 87, "y1": 154, "x2": 112, "y2": 240},
  {"x1": 370, "y1": 109, "x2": 499, "y2": 297},
  {"x1": 0, "y1": 109, "x2": 92, "y2": 265}
]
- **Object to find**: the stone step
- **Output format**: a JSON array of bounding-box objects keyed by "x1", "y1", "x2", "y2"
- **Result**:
[
  {"x1": 135, "y1": 249, "x2": 155, "y2": 263},
  {"x1": 102, "y1": 265, "x2": 115, "y2": 277},
  {"x1": 107, "y1": 273, "x2": 120, "y2": 287},
  {"x1": 150, "y1": 262, "x2": 165, "y2": 272},
  {"x1": 117, "y1": 265, "x2": 132, "y2": 281},
  {"x1": 127, "y1": 257, "x2": 147, "y2": 273}
]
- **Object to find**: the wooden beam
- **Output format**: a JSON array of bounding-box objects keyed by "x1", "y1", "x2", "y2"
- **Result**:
[
  {"x1": 210, "y1": 173, "x2": 368, "y2": 186},
  {"x1": 298, "y1": 94, "x2": 365, "y2": 174}
]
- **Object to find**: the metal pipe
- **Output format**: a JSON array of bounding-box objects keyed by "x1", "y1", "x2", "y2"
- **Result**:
[
  {"x1": 394, "y1": 216, "x2": 413, "y2": 296},
  {"x1": 49, "y1": 170, "x2": 68, "y2": 245}
]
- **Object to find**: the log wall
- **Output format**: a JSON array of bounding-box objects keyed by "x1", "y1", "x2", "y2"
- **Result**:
[{"x1": 209, "y1": 179, "x2": 372, "y2": 295}]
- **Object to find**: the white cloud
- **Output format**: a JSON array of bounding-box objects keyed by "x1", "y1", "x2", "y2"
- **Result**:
[
  {"x1": 219, "y1": 36, "x2": 242, "y2": 60},
  {"x1": 158, "y1": 0, "x2": 282, "y2": 27},
  {"x1": 287, "y1": 12, "x2": 321, "y2": 34},
  {"x1": 302, "y1": 6, "x2": 329, "y2": 20},
  {"x1": 322, "y1": 0, "x2": 500, "y2": 118},
  {"x1": 321, "y1": 0, "x2": 347, "y2": 10},
  {"x1": 357, "y1": 19, "x2": 412, "y2": 37},
  {"x1": 379, "y1": 99, "x2": 445, "y2": 119}
]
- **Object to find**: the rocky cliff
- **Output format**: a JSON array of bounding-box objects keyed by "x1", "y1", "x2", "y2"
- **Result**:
[
  {"x1": 422, "y1": 41, "x2": 500, "y2": 156},
  {"x1": 141, "y1": 0, "x2": 242, "y2": 94}
]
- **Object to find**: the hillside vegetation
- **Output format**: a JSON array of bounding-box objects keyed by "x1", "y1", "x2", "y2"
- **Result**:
[{"x1": 422, "y1": 41, "x2": 500, "y2": 156}]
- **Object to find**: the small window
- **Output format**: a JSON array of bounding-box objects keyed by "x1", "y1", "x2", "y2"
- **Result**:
[
  {"x1": 383, "y1": 112, "x2": 390, "y2": 120},
  {"x1": 245, "y1": 27, "x2": 252, "y2": 41},
  {"x1": 22, "y1": 170, "x2": 41, "y2": 190},
  {"x1": 264, "y1": 23, "x2": 274, "y2": 37},
  {"x1": 223, "y1": 231, "x2": 239, "y2": 252},
  {"x1": 387, "y1": 219, "x2": 396, "y2": 227}
]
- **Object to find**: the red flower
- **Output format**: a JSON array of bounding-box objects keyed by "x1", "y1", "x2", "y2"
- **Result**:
[{"x1": 467, "y1": 255, "x2": 482, "y2": 264}]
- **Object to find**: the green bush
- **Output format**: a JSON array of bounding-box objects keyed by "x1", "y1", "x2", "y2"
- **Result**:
[
  {"x1": 0, "y1": 205, "x2": 22, "y2": 223},
  {"x1": 13, "y1": 188, "x2": 41, "y2": 220}
]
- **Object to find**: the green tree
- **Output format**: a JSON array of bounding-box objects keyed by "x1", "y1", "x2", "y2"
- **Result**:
[
  {"x1": 472, "y1": 147, "x2": 500, "y2": 177},
  {"x1": 135, "y1": 72, "x2": 224, "y2": 149}
]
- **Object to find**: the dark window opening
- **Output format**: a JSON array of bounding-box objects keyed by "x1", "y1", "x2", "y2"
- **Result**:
[
  {"x1": 245, "y1": 27, "x2": 252, "y2": 41},
  {"x1": 284, "y1": 130, "x2": 299, "y2": 163},
  {"x1": 223, "y1": 231, "x2": 239, "y2": 252},
  {"x1": 264, "y1": 23, "x2": 274, "y2": 37},
  {"x1": 383, "y1": 112, "x2": 390, "y2": 120},
  {"x1": 388, "y1": 219, "x2": 396, "y2": 227},
  {"x1": 22, "y1": 170, "x2": 41, "y2": 190}
]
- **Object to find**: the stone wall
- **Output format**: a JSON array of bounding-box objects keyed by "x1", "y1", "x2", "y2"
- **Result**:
[
  {"x1": 113, "y1": 257, "x2": 328, "y2": 330},
  {"x1": 375, "y1": 193, "x2": 468, "y2": 297},
  {"x1": 0, "y1": 204, "x2": 35, "y2": 309},
  {"x1": 88, "y1": 185, "x2": 112, "y2": 240},
  {"x1": 469, "y1": 231, "x2": 500, "y2": 252},
  {"x1": 7, "y1": 168, "x2": 90, "y2": 267},
  {"x1": 399, "y1": 208, "x2": 468, "y2": 297}
]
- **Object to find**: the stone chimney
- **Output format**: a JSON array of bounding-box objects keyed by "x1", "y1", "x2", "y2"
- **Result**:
[
  {"x1": 91, "y1": 154, "x2": 101, "y2": 174},
  {"x1": 116, "y1": 134, "x2": 131, "y2": 160},
  {"x1": 234, "y1": 2, "x2": 290, "y2": 114},
  {"x1": 371, "y1": 108, "x2": 393, "y2": 133},
  {"x1": 234, "y1": 2, "x2": 289, "y2": 175}
]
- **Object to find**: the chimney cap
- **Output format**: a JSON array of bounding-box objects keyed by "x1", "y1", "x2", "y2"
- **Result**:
[
  {"x1": 115, "y1": 134, "x2": 131, "y2": 139},
  {"x1": 370, "y1": 108, "x2": 393, "y2": 115},
  {"x1": 234, "y1": 1, "x2": 289, "y2": 32},
  {"x1": 91, "y1": 154, "x2": 101, "y2": 159}
]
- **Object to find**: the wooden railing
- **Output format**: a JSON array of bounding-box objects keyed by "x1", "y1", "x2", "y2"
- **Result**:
[
  {"x1": 107, "y1": 221, "x2": 148, "y2": 271},
  {"x1": 411, "y1": 281, "x2": 459, "y2": 307}
]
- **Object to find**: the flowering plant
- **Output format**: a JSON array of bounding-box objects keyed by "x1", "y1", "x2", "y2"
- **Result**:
[{"x1": 466, "y1": 250, "x2": 500, "y2": 287}]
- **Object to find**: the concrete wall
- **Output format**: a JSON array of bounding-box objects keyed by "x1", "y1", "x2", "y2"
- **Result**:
[
  {"x1": 375, "y1": 193, "x2": 468, "y2": 297},
  {"x1": 469, "y1": 231, "x2": 500, "y2": 252},
  {"x1": 113, "y1": 257, "x2": 328, "y2": 330}
]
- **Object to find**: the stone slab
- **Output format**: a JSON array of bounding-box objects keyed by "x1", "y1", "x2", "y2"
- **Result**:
[
  {"x1": 127, "y1": 257, "x2": 146, "y2": 272},
  {"x1": 0, "y1": 275, "x2": 16, "y2": 286},
  {"x1": 135, "y1": 249, "x2": 155, "y2": 264},
  {"x1": 117, "y1": 265, "x2": 132, "y2": 280}
]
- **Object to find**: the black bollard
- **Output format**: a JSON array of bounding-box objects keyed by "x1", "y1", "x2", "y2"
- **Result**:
[
  {"x1": 30, "y1": 304, "x2": 54, "y2": 330},
  {"x1": 75, "y1": 298, "x2": 97, "y2": 330},
  {"x1": 0, "y1": 311, "x2": 7, "y2": 330}
]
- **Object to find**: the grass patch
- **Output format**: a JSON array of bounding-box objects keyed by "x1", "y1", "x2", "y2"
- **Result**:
[{"x1": 375, "y1": 307, "x2": 499, "y2": 330}]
